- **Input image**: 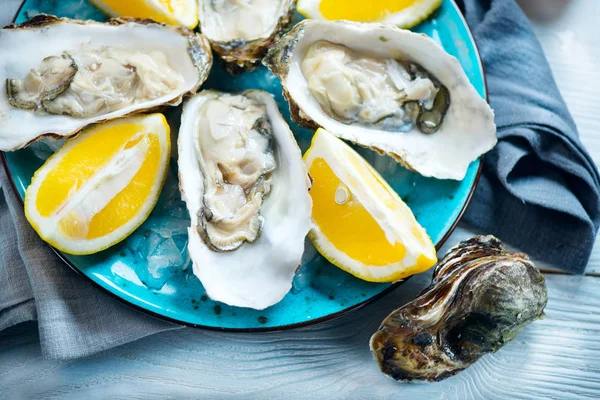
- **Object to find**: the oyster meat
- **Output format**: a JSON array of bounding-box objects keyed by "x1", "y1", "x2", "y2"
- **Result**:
[
  {"x1": 0, "y1": 15, "x2": 213, "y2": 151},
  {"x1": 194, "y1": 93, "x2": 277, "y2": 251},
  {"x1": 370, "y1": 236, "x2": 548, "y2": 382},
  {"x1": 8, "y1": 46, "x2": 183, "y2": 118},
  {"x1": 178, "y1": 90, "x2": 312, "y2": 309},
  {"x1": 264, "y1": 20, "x2": 497, "y2": 180},
  {"x1": 199, "y1": 0, "x2": 296, "y2": 73},
  {"x1": 301, "y1": 41, "x2": 449, "y2": 134}
]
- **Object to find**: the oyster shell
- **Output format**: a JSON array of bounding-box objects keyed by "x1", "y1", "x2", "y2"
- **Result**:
[
  {"x1": 198, "y1": 0, "x2": 296, "y2": 74},
  {"x1": 0, "y1": 15, "x2": 213, "y2": 151},
  {"x1": 370, "y1": 235, "x2": 548, "y2": 382},
  {"x1": 264, "y1": 20, "x2": 497, "y2": 180},
  {"x1": 178, "y1": 89, "x2": 312, "y2": 309}
]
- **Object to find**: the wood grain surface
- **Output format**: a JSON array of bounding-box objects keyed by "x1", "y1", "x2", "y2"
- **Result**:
[
  {"x1": 528, "y1": 0, "x2": 600, "y2": 275},
  {"x1": 1, "y1": 0, "x2": 600, "y2": 399},
  {"x1": 1, "y1": 273, "x2": 599, "y2": 400}
]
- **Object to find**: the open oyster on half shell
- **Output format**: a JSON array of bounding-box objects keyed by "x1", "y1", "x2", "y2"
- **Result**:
[
  {"x1": 178, "y1": 90, "x2": 312, "y2": 309},
  {"x1": 264, "y1": 20, "x2": 497, "y2": 180},
  {"x1": 198, "y1": 0, "x2": 296, "y2": 73},
  {"x1": 0, "y1": 15, "x2": 212, "y2": 151}
]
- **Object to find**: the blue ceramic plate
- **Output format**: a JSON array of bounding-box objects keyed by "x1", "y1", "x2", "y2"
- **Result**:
[{"x1": 3, "y1": 0, "x2": 485, "y2": 330}]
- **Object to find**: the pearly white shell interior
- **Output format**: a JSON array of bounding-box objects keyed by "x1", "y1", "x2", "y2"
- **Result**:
[
  {"x1": 282, "y1": 21, "x2": 497, "y2": 180},
  {"x1": 0, "y1": 20, "x2": 203, "y2": 151},
  {"x1": 178, "y1": 90, "x2": 312, "y2": 310}
]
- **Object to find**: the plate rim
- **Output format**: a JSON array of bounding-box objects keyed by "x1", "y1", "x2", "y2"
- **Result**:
[{"x1": 1, "y1": 0, "x2": 486, "y2": 332}]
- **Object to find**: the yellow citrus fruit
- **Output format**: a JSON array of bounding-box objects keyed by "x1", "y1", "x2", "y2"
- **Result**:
[
  {"x1": 90, "y1": 0, "x2": 198, "y2": 29},
  {"x1": 297, "y1": 0, "x2": 442, "y2": 29},
  {"x1": 303, "y1": 128, "x2": 437, "y2": 282},
  {"x1": 25, "y1": 114, "x2": 170, "y2": 255}
]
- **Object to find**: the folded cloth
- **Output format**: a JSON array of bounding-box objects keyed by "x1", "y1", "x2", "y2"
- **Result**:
[
  {"x1": 458, "y1": 0, "x2": 600, "y2": 273},
  {"x1": 0, "y1": 168, "x2": 181, "y2": 360}
]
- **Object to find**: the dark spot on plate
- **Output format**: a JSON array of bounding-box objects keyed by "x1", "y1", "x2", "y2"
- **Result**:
[
  {"x1": 214, "y1": 305, "x2": 222, "y2": 315},
  {"x1": 258, "y1": 316, "x2": 268, "y2": 324},
  {"x1": 201, "y1": 295, "x2": 208, "y2": 302},
  {"x1": 193, "y1": 305, "x2": 199, "y2": 310}
]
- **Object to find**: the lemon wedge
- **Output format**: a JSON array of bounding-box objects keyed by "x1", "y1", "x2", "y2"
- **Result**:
[
  {"x1": 90, "y1": 0, "x2": 198, "y2": 29},
  {"x1": 303, "y1": 129, "x2": 437, "y2": 282},
  {"x1": 25, "y1": 114, "x2": 170, "y2": 255},
  {"x1": 297, "y1": 0, "x2": 442, "y2": 29}
]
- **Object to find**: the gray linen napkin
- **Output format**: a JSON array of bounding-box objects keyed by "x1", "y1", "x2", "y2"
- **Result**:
[
  {"x1": 0, "y1": 168, "x2": 181, "y2": 359},
  {"x1": 458, "y1": 0, "x2": 600, "y2": 273}
]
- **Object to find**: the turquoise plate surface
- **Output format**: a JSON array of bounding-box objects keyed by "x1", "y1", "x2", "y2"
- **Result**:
[{"x1": 3, "y1": 0, "x2": 485, "y2": 330}]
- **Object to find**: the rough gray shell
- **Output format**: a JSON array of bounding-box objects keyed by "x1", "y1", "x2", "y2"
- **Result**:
[{"x1": 370, "y1": 235, "x2": 548, "y2": 382}]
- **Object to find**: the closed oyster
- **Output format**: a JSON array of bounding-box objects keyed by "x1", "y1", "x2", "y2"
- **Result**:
[
  {"x1": 0, "y1": 15, "x2": 212, "y2": 151},
  {"x1": 264, "y1": 20, "x2": 497, "y2": 180},
  {"x1": 198, "y1": 0, "x2": 296, "y2": 73},
  {"x1": 178, "y1": 90, "x2": 312, "y2": 309},
  {"x1": 370, "y1": 236, "x2": 548, "y2": 382}
]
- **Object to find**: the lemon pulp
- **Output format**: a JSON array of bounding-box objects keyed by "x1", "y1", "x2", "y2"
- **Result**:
[
  {"x1": 304, "y1": 128, "x2": 437, "y2": 282},
  {"x1": 309, "y1": 157, "x2": 407, "y2": 266},
  {"x1": 90, "y1": 0, "x2": 198, "y2": 29},
  {"x1": 25, "y1": 114, "x2": 170, "y2": 255},
  {"x1": 319, "y1": 0, "x2": 419, "y2": 22}
]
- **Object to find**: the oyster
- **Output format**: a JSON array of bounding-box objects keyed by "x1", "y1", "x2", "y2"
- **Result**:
[
  {"x1": 198, "y1": 0, "x2": 296, "y2": 73},
  {"x1": 370, "y1": 236, "x2": 548, "y2": 382},
  {"x1": 0, "y1": 15, "x2": 213, "y2": 151},
  {"x1": 178, "y1": 90, "x2": 312, "y2": 309},
  {"x1": 264, "y1": 20, "x2": 497, "y2": 180},
  {"x1": 8, "y1": 47, "x2": 183, "y2": 118},
  {"x1": 193, "y1": 92, "x2": 277, "y2": 251}
]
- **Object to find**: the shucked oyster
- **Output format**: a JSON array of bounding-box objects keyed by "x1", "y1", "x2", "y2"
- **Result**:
[
  {"x1": 370, "y1": 236, "x2": 548, "y2": 382},
  {"x1": 300, "y1": 41, "x2": 450, "y2": 135},
  {"x1": 8, "y1": 47, "x2": 183, "y2": 118},
  {"x1": 264, "y1": 20, "x2": 497, "y2": 180},
  {"x1": 199, "y1": 0, "x2": 296, "y2": 73},
  {"x1": 193, "y1": 93, "x2": 277, "y2": 251},
  {"x1": 178, "y1": 90, "x2": 312, "y2": 309},
  {"x1": 0, "y1": 15, "x2": 212, "y2": 151}
]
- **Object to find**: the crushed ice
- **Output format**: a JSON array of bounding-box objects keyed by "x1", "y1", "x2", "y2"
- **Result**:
[
  {"x1": 128, "y1": 168, "x2": 192, "y2": 290},
  {"x1": 29, "y1": 137, "x2": 65, "y2": 160}
]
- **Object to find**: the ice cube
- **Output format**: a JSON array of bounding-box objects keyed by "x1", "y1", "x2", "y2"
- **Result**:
[
  {"x1": 291, "y1": 263, "x2": 311, "y2": 295},
  {"x1": 151, "y1": 217, "x2": 189, "y2": 239},
  {"x1": 29, "y1": 138, "x2": 65, "y2": 160},
  {"x1": 147, "y1": 238, "x2": 184, "y2": 271},
  {"x1": 135, "y1": 237, "x2": 185, "y2": 290}
]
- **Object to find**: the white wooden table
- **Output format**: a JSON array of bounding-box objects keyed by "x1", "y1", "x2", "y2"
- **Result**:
[{"x1": 1, "y1": 0, "x2": 599, "y2": 398}]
